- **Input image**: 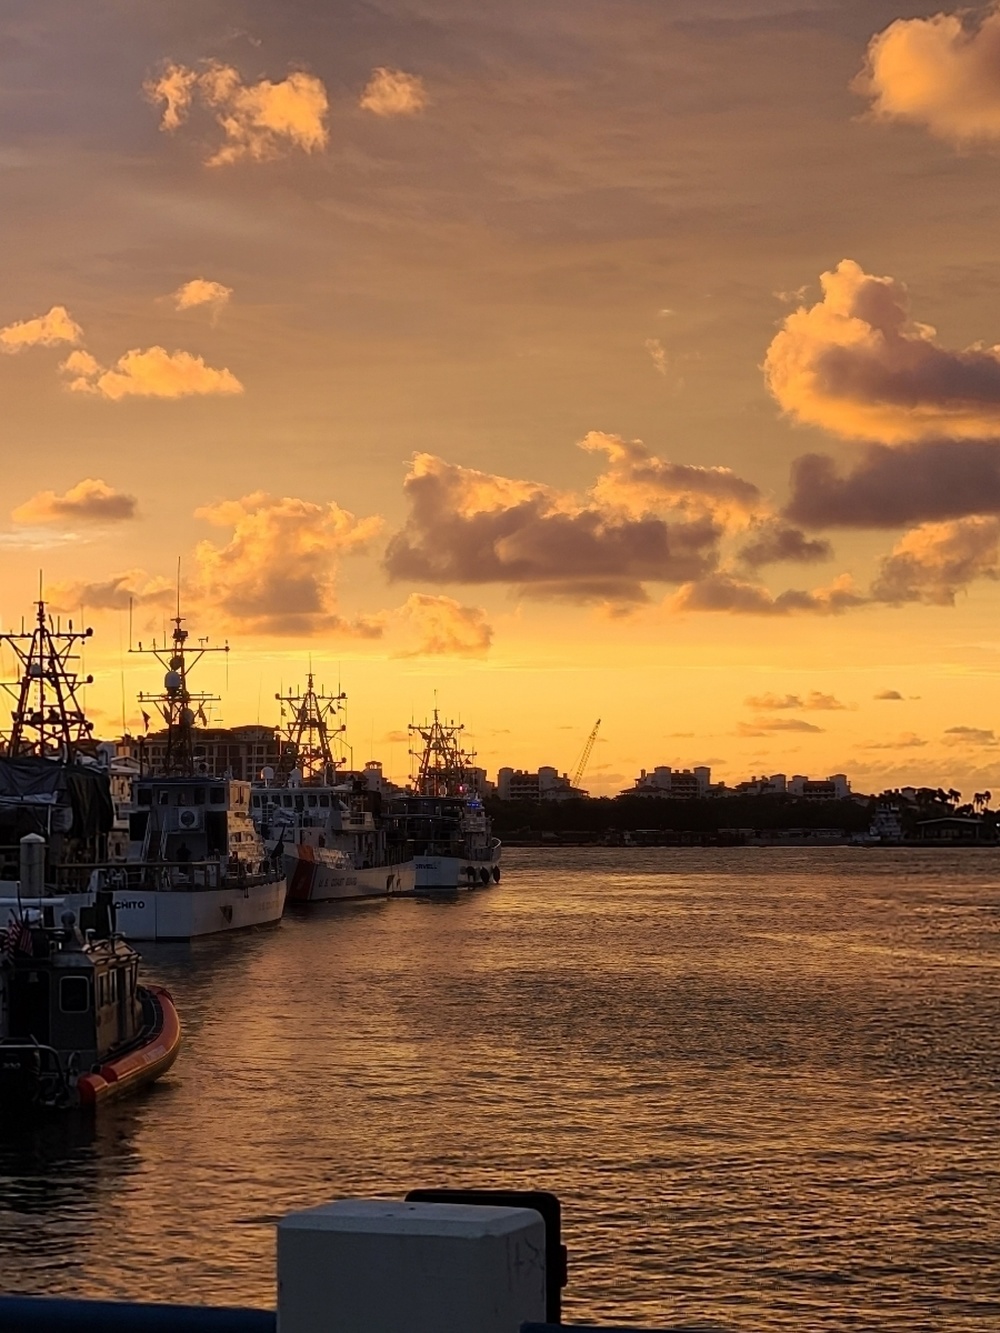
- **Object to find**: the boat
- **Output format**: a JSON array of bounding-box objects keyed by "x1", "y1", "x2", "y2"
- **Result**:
[
  {"x1": 251, "y1": 675, "x2": 414, "y2": 902},
  {"x1": 0, "y1": 597, "x2": 286, "y2": 941},
  {"x1": 388, "y1": 710, "x2": 501, "y2": 893},
  {"x1": 0, "y1": 860, "x2": 180, "y2": 1112}
]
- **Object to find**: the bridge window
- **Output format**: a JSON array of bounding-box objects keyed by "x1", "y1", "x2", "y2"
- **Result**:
[
  {"x1": 60, "y1": 976, "x2": 91, "y2": 1013},
  {"x1": 210, "y1": 789, "x2": 225, "y2": 805}
]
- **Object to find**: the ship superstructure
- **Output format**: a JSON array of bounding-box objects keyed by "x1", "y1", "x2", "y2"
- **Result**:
[
  {"x1": 250, "y1": 678, "x2": 414, "y2": 902},
  {"x1": 389, "y1": 708, "x2": 501, "y2": 892}
]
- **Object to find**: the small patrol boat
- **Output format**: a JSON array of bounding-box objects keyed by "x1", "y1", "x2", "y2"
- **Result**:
[{"x1": 0, "y1": 851, "x2": 180, "y2": 1112}]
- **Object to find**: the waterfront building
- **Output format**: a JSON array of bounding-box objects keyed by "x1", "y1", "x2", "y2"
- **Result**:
[
  {"x1": 623, "y1": 765, "x2": 713, "y2": 798},
  {"x1": 119, "y1": 724, "x2": 282, "y2": 781},
  {"x1": 496, "y1": 765, "x2": 584, "y2": 801},
  {"x1": 732, "y1": 772, "x2": 850, "y2": 800}
]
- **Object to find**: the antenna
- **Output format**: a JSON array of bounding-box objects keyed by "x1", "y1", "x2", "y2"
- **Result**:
[
  {"x1": 0, "y1": 595, "x2": 96, "y2": 762},
  {"x1": 130, "y1": 586, "x2": 229, "y2": 776}
]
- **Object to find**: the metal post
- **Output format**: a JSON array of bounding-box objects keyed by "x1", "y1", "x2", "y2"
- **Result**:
[{"x1": 19, "y1": 832, "x2": 46, "y2": 898}]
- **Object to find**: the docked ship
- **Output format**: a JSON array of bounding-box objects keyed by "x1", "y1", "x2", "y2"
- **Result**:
[
  {"x1": 389, "y1": 710, "x2": 501, "y2": 893},
  {"x1": 0, "y1": 598, "x2": 286, "y2": 941},
  {"x1": 250, "y1": 675, "x2": 414, "y2": 903},
  {"x1": 0, "y1": 868, "x2": 180, "y2": 1111}
]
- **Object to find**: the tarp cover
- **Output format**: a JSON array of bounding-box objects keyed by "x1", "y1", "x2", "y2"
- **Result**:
[{"x1": 0, "y1": 757, "x2": 114, "y2": 838}]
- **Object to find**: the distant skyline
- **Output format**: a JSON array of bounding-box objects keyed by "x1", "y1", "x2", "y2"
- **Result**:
[{"x1": 5, "y1": 2, "x2": 1000, "y2": 795}]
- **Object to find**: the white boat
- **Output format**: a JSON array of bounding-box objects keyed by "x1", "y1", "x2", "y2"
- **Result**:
[
  {"x1": 250, "y1": 674, "x2": 414, "y2": 903},
  {"x1": 391, "y1": 710, "x2": 502, "y2": 893},
  {"x1": 253, "y1": 783, "x2": 414, "y2": 903},
  {"x1": 62, "y1": 771, "x2": 286, "y2": 941}
]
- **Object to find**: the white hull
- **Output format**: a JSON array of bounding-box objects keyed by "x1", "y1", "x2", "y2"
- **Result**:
[
  {"x1": 63, "y1": 876, "x2": 287, "y2": 942},
  {"x1": 285, "y1": 845, "x2": 415, "y2": 903},
  {"x1": 411, "y1": 847, "x2": 502, "y2": 893}
]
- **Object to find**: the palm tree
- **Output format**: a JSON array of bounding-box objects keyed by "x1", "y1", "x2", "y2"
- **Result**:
[
  {"x1": 973, "y1": 791, "x2": 985, "y2": 813},
  {"x1": 985, "y1": 791, "x2": 993, "y2": 810}
]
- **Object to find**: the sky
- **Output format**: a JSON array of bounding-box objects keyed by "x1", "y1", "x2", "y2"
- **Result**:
[{"x1": 5, "y1": 1, "x2": 1000, "y2": 794}]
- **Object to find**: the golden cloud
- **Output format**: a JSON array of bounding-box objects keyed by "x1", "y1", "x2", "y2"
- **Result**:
[
  {"x1": 671, "y1": 571, "x2": 865, "y2": 616},
  {"x1": 0, "y1": 305, "x2": 82, "y2": 354},
  {"x1": 870, "y1": 516, "x2": 1000, "y2": 605},
  {"x1": 395, "y1": 593, "x2": 493, "y2": 658},
  {"x1": 47, "y1": 569, "x2": 174, "y2": 612},
  {"x1": 359, "y1": 68, "x2": 428, "y2": 117},
  {"x1": 194, "y1": 491, "x2": 383, "y2": 635},
  {"x1": 765, "y1": 260, "x2": 1000, "y2": 443},
  {"x1": 12, "y1": 478, "x2": 137, "y2": 525},
  {"x1": 62, "y1": 346, "x2": 243, "y2": 400},
  {"x1": 856, "y1": 5, "x2": 1000, "y2": 144},
  {"x1": 384, "y1": 447, "x2": 726, "y2": 603},
  {"x1": 582, "y1": 431, "x2": 761, "y2": 519},
  {"x1": 172, "y1": 278, "x2": 233, "y2": 312},
  {"x1": 145, "y1": 61, "x2": 329, "y2": 165}
]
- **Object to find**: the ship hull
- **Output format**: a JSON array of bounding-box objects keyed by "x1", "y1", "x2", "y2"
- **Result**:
[
  {"x1": 410, "y1": 845, "x2": 502, "y2": 893},
  {"x1": 285, "y1": 845, "x2": 415, "y2": 902},
  {"x1": 63, "y1": 875, "x2": 287, "y2": 942}
]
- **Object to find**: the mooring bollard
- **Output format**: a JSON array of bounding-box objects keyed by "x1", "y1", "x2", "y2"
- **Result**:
[{"x1": 277, "y1": 1198, "x2": 547, "y2": 1333}]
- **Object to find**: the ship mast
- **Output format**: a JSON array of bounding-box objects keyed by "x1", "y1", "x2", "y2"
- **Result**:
[
  {"x1": 409, "y1": 708, "x2": 477, "y2": 797},
  {"x1": 0, "y1": 596, "x2": 96, "y2": 762},
  {"x1": 275, "y1": 673, "x2": 346, "y2": 784},
  {"x1": 130, "y1": 582, "x2": 228, "y2": 775}
]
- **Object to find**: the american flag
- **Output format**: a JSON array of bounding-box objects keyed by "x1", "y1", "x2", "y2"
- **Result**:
[{"x1": 0, "y1": 916, "x2": 33, "y2": 957}]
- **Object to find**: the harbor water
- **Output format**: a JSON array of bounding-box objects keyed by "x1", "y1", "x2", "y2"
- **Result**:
[{"x1": 1, "y1": 847, "x2": 999, "y2": 1331}]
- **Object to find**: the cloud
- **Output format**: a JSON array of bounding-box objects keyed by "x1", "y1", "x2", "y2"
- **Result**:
[
  {"x1": 738, "y1": 519, "x2": 832, "y2": 567},
  {"x1": 671, "y1": 571, "x2": 865, "y2": 616},
  {"x1": 737, "y1": 717, "x2": 824, "y2": 735},
  {"x1": 785, "y1": 440, "x2": 1000, "y2": 530},
  {"x1": 382, "y1": 730, "x2": 410, "y2": 744},
  {"x1": 145, "y1": 61, "x2": 329, "y2": 165},
  {"x1": 47, "y1": 569, "x2": 173, "y2": 612},
  {"x1": 172, "y1": 279, "x2": 232, "y2": 314},
  {"x1": 805, "y1": 691, "x2": 848, "y2": 711},
  {"x1": 944, "y1": 726, "x2": 999, "y2": 748},
  {"x1": 582, "y1": 431, "x2": 761, "y2": 518},
  {"x1": 856, "y1": 5, "x2": 1000, "y2": 145},
  {"x1": 645, "y1": 338, "x2": 668, "y2": 376},
  {"x1": 870, "y1": 516, "x2": 1000, "y2": 606},
  {"x1": 359, "y1": 68, "x2": 428, "y2": 117},
  {"x1": 874, "y1": 689, "x2": 905, "y2": 701},
  {"x1": 1, "y1": 305, "x2": 82, "y2": 354},
  {"x1": 383, "y1": 445, "x2": 730, "y2": 604},
  {"x1": 396, "y1": 594, "x2": 493, "y2": 658},
  {"x1": 745, "y1": 693, "x2": 802, "y2": 710},
  {"x1": 194, "y1": 491, "x2": 383, "y2": 635},
  {"x1": 12, "y1": 478, "x2": 137, "y2": 525},
  {"x1": 861, "y1": 732, "x2": 927, "y2": 749},
  {"x1": 62, "y1": 346, "x2": 243, "y2": 400},
  {"x1": 745, "y1": 690, "x2": 846, "y2": 712},
  {"x1": 764, "y1": 260, "x2": 1000, "y2": 443}
]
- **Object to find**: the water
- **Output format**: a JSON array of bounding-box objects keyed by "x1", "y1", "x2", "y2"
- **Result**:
[{"x1": 2, "y1": 847, "x2": 999, "y2": 1330}]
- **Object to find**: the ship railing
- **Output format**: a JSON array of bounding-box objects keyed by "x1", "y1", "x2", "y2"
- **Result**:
[{"x1": 48, "y1": 861, "x2": 280, "y2": 894}]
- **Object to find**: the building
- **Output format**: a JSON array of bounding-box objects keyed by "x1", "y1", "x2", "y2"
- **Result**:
[
  {"x1": 787, "y1": 774, "x2": 850, "y2": 800},
  {"x1": 496, "y1": 765, "x2": 585, "y2": 802},
  {"x1": 731, "y1": 772, "x2": 851, "y2": 800},
  {"x1": 120, "y1": 725, "x2": 282, "y2": 781},
  {"x1": 623, "y1": 766, "x2": 713, "y2": 799}
]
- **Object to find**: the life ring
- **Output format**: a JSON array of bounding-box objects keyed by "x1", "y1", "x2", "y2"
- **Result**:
[{"x1": 492, "y1": 865, "x2": 500, "y2": 883}]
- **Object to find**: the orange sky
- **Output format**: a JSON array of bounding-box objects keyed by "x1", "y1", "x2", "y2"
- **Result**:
[{"x1": 5, "y1": 1, "x2": 1000, "y2": 795}]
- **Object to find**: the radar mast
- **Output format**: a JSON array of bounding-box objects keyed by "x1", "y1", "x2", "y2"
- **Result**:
[
  {"x1": 130, "y1": 579, "x2": 229, "y2": 775},
  {"x1": 409, "y1": 707, "x2": 478, "y2": 797},
  {"x1": 275, "y1": 673, "x2": 346, "y2": 784},
  {"x1": 0, "y1": 595, "x2": 96, "y2": 762}
]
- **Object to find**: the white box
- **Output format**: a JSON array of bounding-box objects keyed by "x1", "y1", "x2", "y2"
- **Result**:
[{"x1": 277, "y1": 1198, "x2": 547, "y2": 1333}]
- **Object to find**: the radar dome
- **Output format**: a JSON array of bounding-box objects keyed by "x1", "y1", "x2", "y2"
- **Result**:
[
  {"x1": 169, "y1": 656, "x2": 183, "y2": 670},
  {"x1": 180, "y1": 707, "x2": 196, "y2": 727},
  {"x1": 164, "y1": 670, "x2": 181, "y2": 692}
]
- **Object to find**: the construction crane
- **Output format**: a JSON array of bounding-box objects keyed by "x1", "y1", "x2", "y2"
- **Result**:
[{"x1": 572, "y1": 718, "x2": 601, "y2": 790}]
